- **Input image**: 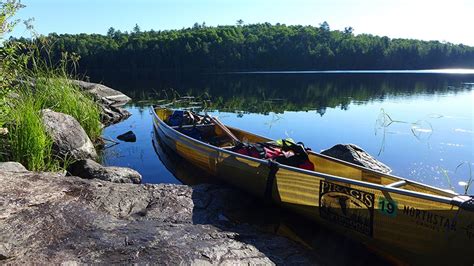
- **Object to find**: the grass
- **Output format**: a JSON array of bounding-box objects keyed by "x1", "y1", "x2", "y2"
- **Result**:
[
  {"x1": 6, "y1": 95, "x2": 57, "y2": 170},
  {"x1": 34, "y1": 76, "x2": 102, "y2": 140},
  {"x1": 2, "y1": 73, "x2": 102, "y2": 171}
]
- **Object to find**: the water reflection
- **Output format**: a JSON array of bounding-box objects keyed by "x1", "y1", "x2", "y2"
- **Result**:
[
  {"x1": 95, "y1": 72, "x2": 472, "y2": 115},
  {"x1": 151, "y1": 129, "x2": 215, "y2": 185}
]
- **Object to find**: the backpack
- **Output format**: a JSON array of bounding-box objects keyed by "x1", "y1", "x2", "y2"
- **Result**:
[
  {"x1": 265, "y1": 139, "x2": 315, "y2": 171},
  {"x1": 167, "y1": 110, "x2": 185, "y2": 127}
]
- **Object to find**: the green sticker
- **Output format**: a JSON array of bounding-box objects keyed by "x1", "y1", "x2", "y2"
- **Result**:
[{"x1": 378, "y1": 197, "x2": 398, "y2": 217}]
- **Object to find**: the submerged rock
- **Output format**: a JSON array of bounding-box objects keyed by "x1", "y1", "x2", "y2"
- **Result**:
[
  {"x1": 72, "y1": 80, "x2": 132, "y2": 125},
  {"x1": 41, "y1": 109, "x2": 97, "y2": 160},
  {"x1": 321, "y1": 144, "x2": 391, "y2": 173},
  {"x1": 117, "y1": 130, "x2": 136, "y2": 142},
  {"x1": 67, "y1": 159, "x2": 142, "y2": 184},
  {"x1": 0, "y1": 171, "x2": 317, "y2": 264}
]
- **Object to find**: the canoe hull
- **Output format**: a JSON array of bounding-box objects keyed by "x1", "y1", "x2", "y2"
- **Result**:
[{"x1": 152, "y1": 108, "x2": 474, "y2": 264}]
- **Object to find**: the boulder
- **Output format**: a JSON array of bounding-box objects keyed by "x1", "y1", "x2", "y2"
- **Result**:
[
  {"x1": 99, "y1": 99, "x2": 132, "y2": 126},
  {"x1": 41, "y1": 109, "x2": 97, "y2": 160},
  {"x1": 67, "y1": 159, "x2": 142, "y2": 184},
  {"x1": 0, "y1": 170, "x2": 318, "y2": 264},
  {"x1": 321, "y1": 144, "x2": 391, "y2": 173},
  {"x1": 0, "y1": 162, "x2": 27, "y2": 172},
  {"x1": 117, "y1": 130, "x2": 136, "y2": 142},
  {"x1": 72, "y1": 80, "x2": 132, "y2": 125},
  {"x1": 72, "y1": 80, "x2": 131, "y2": 106}
]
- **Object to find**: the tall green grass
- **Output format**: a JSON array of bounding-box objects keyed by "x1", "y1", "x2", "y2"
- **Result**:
[
  {"x1": 2, "y1": 73, "x2": 102, "y2": 171},
  {"x1": 6, "y1": 95, "x2": 57, "y2": 170},
  {"x1": 34, "y1": 76, "x2": 102, "y2": 140}
]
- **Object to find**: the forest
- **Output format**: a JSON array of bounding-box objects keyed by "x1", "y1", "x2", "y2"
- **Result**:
[{"x1": 11, "y1": 22, "x2": 474, "y2": 72}]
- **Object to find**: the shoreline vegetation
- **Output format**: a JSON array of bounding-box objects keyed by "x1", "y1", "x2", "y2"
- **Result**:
[
  {"x1": 4, "y1": 76, "x2": 102, "y2": 170},
  {"x1": 1, "y1": 1, "x2": 102, "y2": 171},
  {"x1": 10, "y1": 22, "x2": 474, "y2": 74}
]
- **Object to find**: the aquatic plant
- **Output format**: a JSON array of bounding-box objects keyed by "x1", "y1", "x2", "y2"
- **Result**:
[
  {"x1": 375, "y1": 108, "x2": 439, "y2": 155},
  {"x1": 435, "y1": 163, "x2": 473, "y2": 195},
  {"x1": 438, "y1": 167, "x2": 455, "y2": 193},
  {"x1": 456, "y1": 162, "x2": 473, "y2": 195}
]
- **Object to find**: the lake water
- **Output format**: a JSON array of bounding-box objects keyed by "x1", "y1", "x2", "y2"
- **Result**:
[{"x1": 100, "y1": 72, "x2": 474, "y2": 194}]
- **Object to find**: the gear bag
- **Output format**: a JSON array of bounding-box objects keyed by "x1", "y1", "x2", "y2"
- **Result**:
[
  {"x1": 167, "y1": 110, "x2": 185, "y2": 127},
  {"x1": 230, "y1": 139, "x2": 315, "y2": 171}
]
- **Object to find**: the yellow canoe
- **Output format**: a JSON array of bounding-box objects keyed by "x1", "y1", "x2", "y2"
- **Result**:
[{"x1": 152, "y1": 106, "x2": 474, "y2": 264}]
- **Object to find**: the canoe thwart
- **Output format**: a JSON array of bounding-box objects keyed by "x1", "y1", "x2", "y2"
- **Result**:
[{"x1": 386, "y1": 180, "x2": 407, "y2": 188}]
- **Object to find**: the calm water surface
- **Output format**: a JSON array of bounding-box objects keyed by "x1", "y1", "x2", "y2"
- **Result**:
[{"x1": 101, "y1": 72, "x2": 474, "y2": 194}]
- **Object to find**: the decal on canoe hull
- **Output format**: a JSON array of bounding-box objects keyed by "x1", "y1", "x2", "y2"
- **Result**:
[
  {"x1": 402, "y1": 205, "x2": 456, "y2": 232},
  {"x1": 319, "y1": 180, "x2": 375, "y2": 237}
]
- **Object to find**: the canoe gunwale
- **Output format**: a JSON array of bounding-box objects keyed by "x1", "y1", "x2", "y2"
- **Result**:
[
  {"x1": 309, "y1": 151, "x2": 459, "y2": 198},
  {"x1": 151, "y1": 106, "x2": 470, "y2": 208}
]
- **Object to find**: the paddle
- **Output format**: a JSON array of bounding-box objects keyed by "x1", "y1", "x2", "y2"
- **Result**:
[{"x1": 206, "y1": 115, "x2": 240, "y2": 145}]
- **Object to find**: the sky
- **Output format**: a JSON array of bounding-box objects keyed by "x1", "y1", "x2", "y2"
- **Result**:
[{"x1": 9, "y1": 0, "x2": 474, "y2": 46}]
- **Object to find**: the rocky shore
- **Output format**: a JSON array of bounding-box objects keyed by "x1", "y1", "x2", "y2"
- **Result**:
[
  {"x1": 0, "y1": 165, "x2": 319, "y2": 264},
  {"x1": 36, "y1": 81, "x2": 139, "y2": 181}
]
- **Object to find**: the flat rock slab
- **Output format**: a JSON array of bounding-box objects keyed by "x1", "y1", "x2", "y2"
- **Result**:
[{"x1": 0, "y1": 171, "x2": 318, "y2": 264}]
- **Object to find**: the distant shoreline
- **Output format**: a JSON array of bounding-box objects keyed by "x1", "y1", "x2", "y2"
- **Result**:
[
  {"x1": 229, "y1": 69, "x2": 474, "y2": 75},
  {"x1": 81, "y1": 68, "x2": 474, "y2": 76}
]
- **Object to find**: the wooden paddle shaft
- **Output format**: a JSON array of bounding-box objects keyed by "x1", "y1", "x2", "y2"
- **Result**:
[{"x1": 209, "y1": 116, "x2": 240, "y2": 144}]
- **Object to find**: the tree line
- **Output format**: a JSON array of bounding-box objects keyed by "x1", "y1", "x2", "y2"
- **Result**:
[{"x1": 11, "y1": 22, "x2": 474, "y2": 72}]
